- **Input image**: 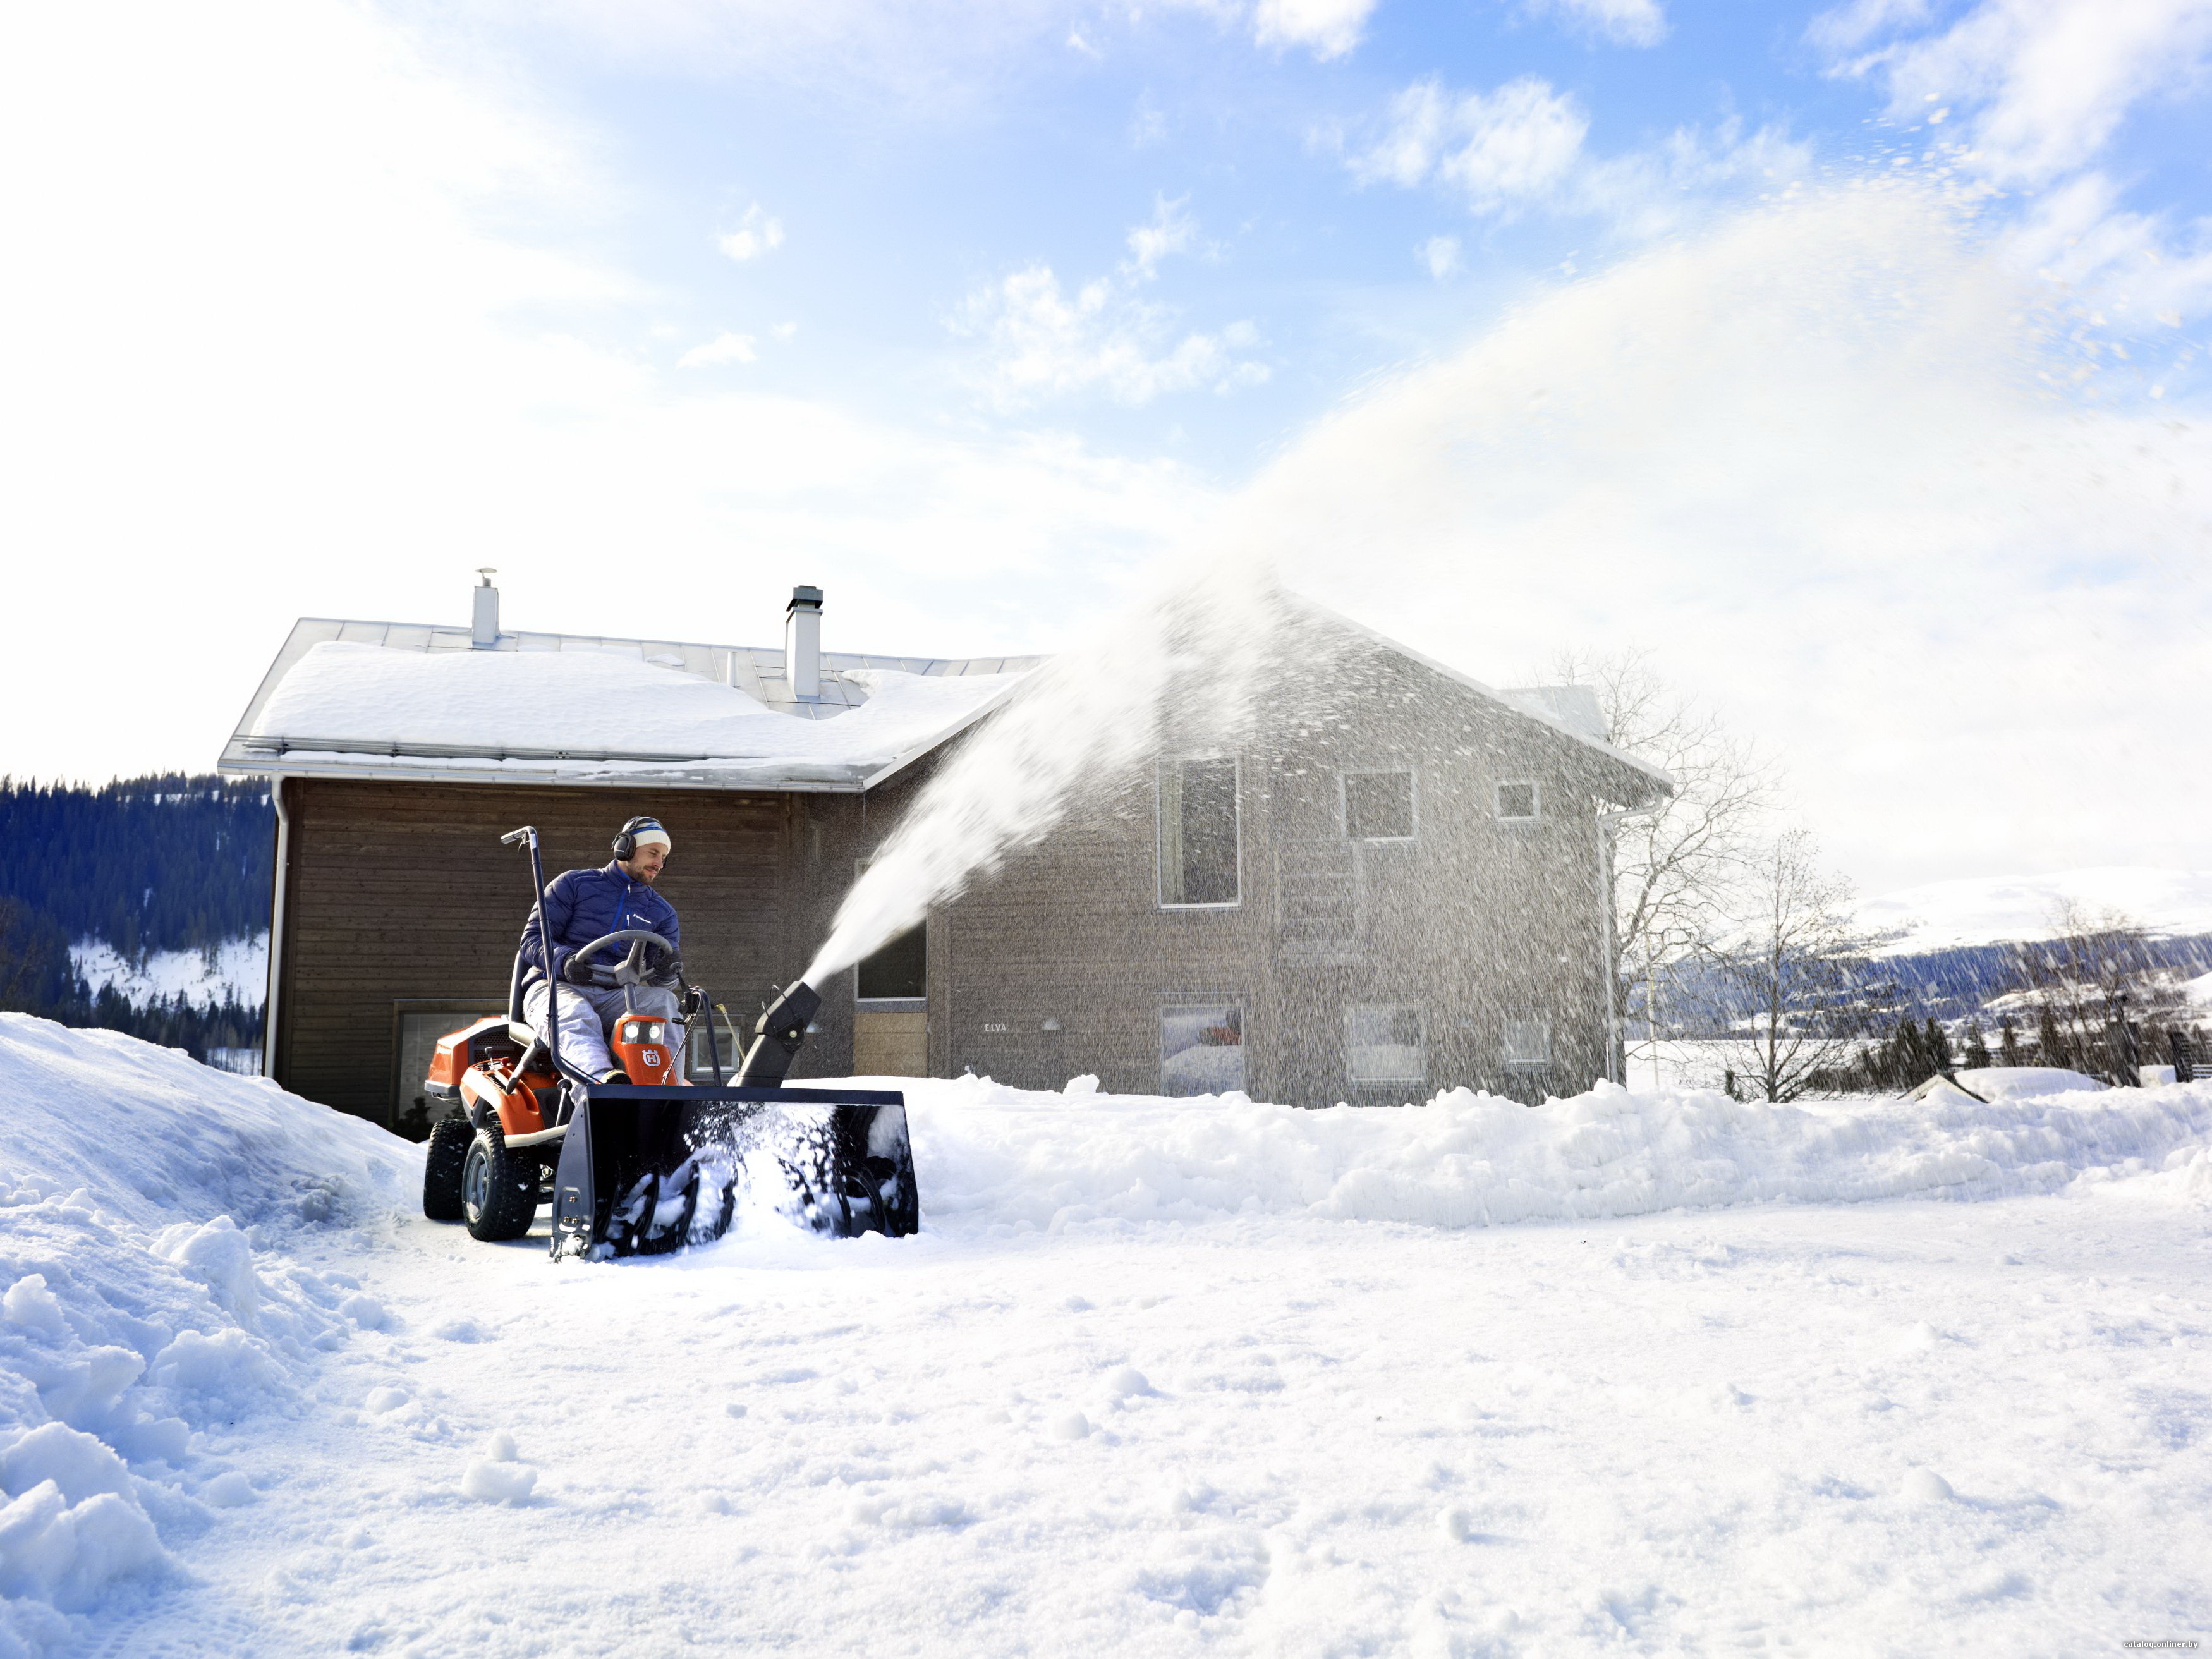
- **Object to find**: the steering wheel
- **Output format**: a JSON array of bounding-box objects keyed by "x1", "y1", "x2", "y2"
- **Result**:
[{"x1": 562, "y1": 928, "x2": 681, "y2": 990}]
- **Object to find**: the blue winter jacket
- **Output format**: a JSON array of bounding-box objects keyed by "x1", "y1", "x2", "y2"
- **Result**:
[{"x1": 518, "y1": 862, "x2": 682, "y2": 990}]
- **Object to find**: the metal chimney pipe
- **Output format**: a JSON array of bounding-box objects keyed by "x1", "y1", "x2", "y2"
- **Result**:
[
  {"x1": 785, "y1": 585, "x2": 822, "y2": 700},
  {"x1": 471, "y1": 568, "x2": 500, "y2": 648}
]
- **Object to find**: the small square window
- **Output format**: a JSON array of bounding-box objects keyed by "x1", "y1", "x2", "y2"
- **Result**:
[
  {"x1": 1496, "y1": 781, "x2": 1540, "y2": 822},
  {"x1": 1346, "y1": 1005, "x2": 1426, "y2": 1085},
  {"x1": 1504, "y1": 1017, "x2": 1552, "y2": 1069},
  {"x1": 1162, "y1": 1003, "x2": 1244, "y2": 1097},
  {"x1": 1344, "y1": 771, "x2": 1415, "y2": 841}
]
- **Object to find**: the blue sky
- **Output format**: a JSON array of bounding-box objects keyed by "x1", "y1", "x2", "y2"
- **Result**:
[{"x1": 2, "y1": 0, "x2": 2208, "y2": 891}]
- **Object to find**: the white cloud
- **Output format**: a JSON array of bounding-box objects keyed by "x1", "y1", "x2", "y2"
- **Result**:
[
  {"x1": 1125, "y1": 195, "x2": 1198, "y2": 279},
  {"x1": 2002, "y1": 171, "x2": 2212, "y2": 321},
  {"x1": 678, "y1": 331, "x2": 758, "y2": 367},
  {"x1": 1418, "y1": 235, "x2": 1463, "y2": 279},
  {"x1": 1805, "y1": 0, "x2": 1929, "y2": 54},
  {"x1": 957, "y1": 199, "x2": 1265, "y2": 406},
  {"x1": 1809, "y1": 0, "x2": 2212, "y2": 319},
  {"x1": 1251, "y1": 0, "x2": 1378, "y2": 59},
  {"x1": 959, "y1": 265, "x2": 1268, "y2": 406},
  {"x1": 718, "y1": 203, "x2": 785, "y2": 261},
  {"x1": 1354, "y1": 77, "x2": 1589, "y2": 214},
  {"x1": 1353, "y1": 76, "x2": 1814, "y2": 239},
  {"x1": 1521, "y1": 0, "x2": 1668, "y2": 47},
  {"x1": 1818, "y1": 0, "x2": 2212, "y2": 185},
  {"x1": 0, "y1": 0, "x2": 1220, "y2": 783}
]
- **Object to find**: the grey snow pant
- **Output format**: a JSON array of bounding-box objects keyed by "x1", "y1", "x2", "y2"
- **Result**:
[{"x1": 523, "y1": 980, "x2": 684, "y2": 1079}]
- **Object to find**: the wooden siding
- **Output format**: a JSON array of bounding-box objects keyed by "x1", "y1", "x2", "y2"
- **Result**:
[
  {"x1": 911, "y1": 629, "x2": 1631, "y2": 1107},
  {"x1": 272, "y1": 778, "x2": 862, "y2": 1126},
  {"x1": 267, "y1": 631, "x2": 1648, "y2": 1125}
]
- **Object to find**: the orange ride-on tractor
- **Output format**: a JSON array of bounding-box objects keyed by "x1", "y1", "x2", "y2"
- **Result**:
[{"x1": 418, "y1": 824, "x2": 920, "y2": 1258}]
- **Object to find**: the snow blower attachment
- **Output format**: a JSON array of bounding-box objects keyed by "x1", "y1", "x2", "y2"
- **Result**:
[{"x1": 421, "y1": 826, "x2": 920, "y2": 1260}]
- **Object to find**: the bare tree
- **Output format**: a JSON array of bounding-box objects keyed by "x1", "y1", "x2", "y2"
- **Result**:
[
  {"x1": 2014, "y1": 901, "x2": 2190, "y2": 1079},
  {"x1": 1696, "y1": 830, "x2": 1871, "y2": 1102},
  {"x1": 1543, "y1": 648, "x2": 1778, "y2": 1072}
]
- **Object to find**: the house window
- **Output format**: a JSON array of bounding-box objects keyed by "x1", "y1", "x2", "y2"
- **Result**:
[
  {"x1": 391, "y1": 1000, "x2": 506, "y2": 1132},
  {"x1": 1496, "y1": 781, "x2": 1540, "y2": 822},
  {"x1": 1344, "y1": 770, "x2": 1415, "y2": 841},
  {"x1": 1162, "y1": 1003, "x2": 1244, "y2": 1097},
  {"x1": 686, "y1": 1003, "x2": 744, "y2": 1082},
  {"x1": 1504, "y1": 1016, "x2": 1552, "y2": 1070},
  {"x1": 1158, "y1": 756, "x2": 1240, "y2": 907},
  {"x1": 856, "y1": 923, "x2": 926, "y2": 1001},
  {"x1": 1346, "y1": 1005, "x2": 1426, "y2": 1085}
]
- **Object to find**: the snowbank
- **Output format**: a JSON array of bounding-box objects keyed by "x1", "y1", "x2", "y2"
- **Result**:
[
  {"x1": 8, "y1": 1014, "x2": 2211, "y2": 1652},
  {"x1": 0, "y1": 1016, "x2": 414, "y2": 1657},
  {"x1": 901, "y1": 1072, "x2": 2212, "y2": 1236}
]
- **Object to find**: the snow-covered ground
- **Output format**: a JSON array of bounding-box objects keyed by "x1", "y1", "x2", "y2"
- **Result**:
[
  {"x1": 5, "y1": 1014, "x2": 2210, "y2": 1656},
  {"x1": 1860, "y1": 866, "x2": 2212, "y2": 951},
  {"x1": 68, "y1": 935, "x2": 267, "y2": 1010}
]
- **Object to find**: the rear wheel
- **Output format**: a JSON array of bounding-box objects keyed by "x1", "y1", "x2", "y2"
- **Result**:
[
  {"x1": 463, "y1": 1127, "x2": 538, "y2": 1241},
  {"x1": 422, "y1": 1118, "x2": 471, "y2": 1222}
]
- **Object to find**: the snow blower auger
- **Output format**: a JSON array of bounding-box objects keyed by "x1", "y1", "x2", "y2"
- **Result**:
[{"x1": 418, "y1": 825, "x2": 920, "y2": 1260}]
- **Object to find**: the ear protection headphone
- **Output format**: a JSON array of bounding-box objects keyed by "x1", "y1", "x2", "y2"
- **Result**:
[{"x1": 612, "y1": 816, "x2": 664, "y2": 860}]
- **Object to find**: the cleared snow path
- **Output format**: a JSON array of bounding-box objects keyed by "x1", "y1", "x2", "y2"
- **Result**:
[{"x1": 4, "y1": 1017, "x2": 2209, "y2": 1656}]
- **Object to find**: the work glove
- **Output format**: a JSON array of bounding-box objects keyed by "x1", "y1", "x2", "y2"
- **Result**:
[
  {"x1": 561, "y1": 953, "x2": 597, "y2": 986},
  {"x1": 647, "y1": 957, "x2": 684, "y2": 990}
]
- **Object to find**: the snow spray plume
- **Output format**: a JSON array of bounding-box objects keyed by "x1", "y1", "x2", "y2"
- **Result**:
[
  {"x1": 810, "y1": 179, "x2": 2211, "y2": 978},
  {"x1": 804, "y1": 550, "x2": 1292, "y2": 983}
]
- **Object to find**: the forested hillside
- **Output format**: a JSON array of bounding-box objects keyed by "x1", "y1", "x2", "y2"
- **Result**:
[
  {"x1": 0, "y1": 774, "x2": 270, "y2": 954},
  {"x1": 0, "y1": 774, "x2": 270, "y2": 1059}
]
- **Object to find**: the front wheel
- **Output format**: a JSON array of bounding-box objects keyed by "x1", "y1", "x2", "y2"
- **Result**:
[
  {"x1": 422, "y1": 1117, "x2": 471, "y2": 1222},
  {"x1": 463, "y1": 1127, "x2": 538, "y2": 1241}
]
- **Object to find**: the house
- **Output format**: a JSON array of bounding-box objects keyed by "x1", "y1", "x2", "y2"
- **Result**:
[{"x1": 219, "y1": 578, "x2": 1669, "y2": 1130}]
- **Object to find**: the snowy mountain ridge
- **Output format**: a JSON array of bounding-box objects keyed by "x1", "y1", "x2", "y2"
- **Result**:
[{"x1": 1859, "y1": 866, "x2": 2212, "y2": 954}]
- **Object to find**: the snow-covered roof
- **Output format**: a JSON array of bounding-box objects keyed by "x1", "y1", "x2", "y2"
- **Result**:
[
  {"x1": 218, "y1": 617, "x2": 1044, "y2": 793},
  {"x1": 218, "y1": 605, "x2": 1670, "y2": 801}
]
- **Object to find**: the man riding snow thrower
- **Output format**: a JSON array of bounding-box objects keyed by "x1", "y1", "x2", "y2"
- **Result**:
[
  {"x1": 518, "y1": 815, "x2": 689, "y2": 1085},
  {"x1": 418, "y1": 819, "x2": 920, "y2": 1259}
]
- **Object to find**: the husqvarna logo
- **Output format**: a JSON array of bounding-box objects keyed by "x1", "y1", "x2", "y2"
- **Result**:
[{"x1": 641, "y1": 1048, "x2": 663, "y2": 1069}]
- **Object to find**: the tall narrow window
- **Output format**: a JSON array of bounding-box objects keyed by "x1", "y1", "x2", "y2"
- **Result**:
[
  {"x1": 1158, "y1": 756, "x2": 1240, "y2": 907},
  {"x1": 1162, "y1": 1003, "x2": 1244, "y2": 1097},
  {"x1": 1346, "y1": 1005, "x2": 1426, "y2": 1085},
  {"x1": 1344, "y1": 770, "x2": 1415, "y2": 841}
]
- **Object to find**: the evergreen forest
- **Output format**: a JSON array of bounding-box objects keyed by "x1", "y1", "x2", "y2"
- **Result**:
[{"x1": 0, "y1": 774, "x2": 271, "y2": 1060}]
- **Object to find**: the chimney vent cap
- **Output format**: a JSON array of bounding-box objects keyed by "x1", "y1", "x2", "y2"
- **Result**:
[{"x1": 787, "y1": 585, "x2": 823, "y2": 611}]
